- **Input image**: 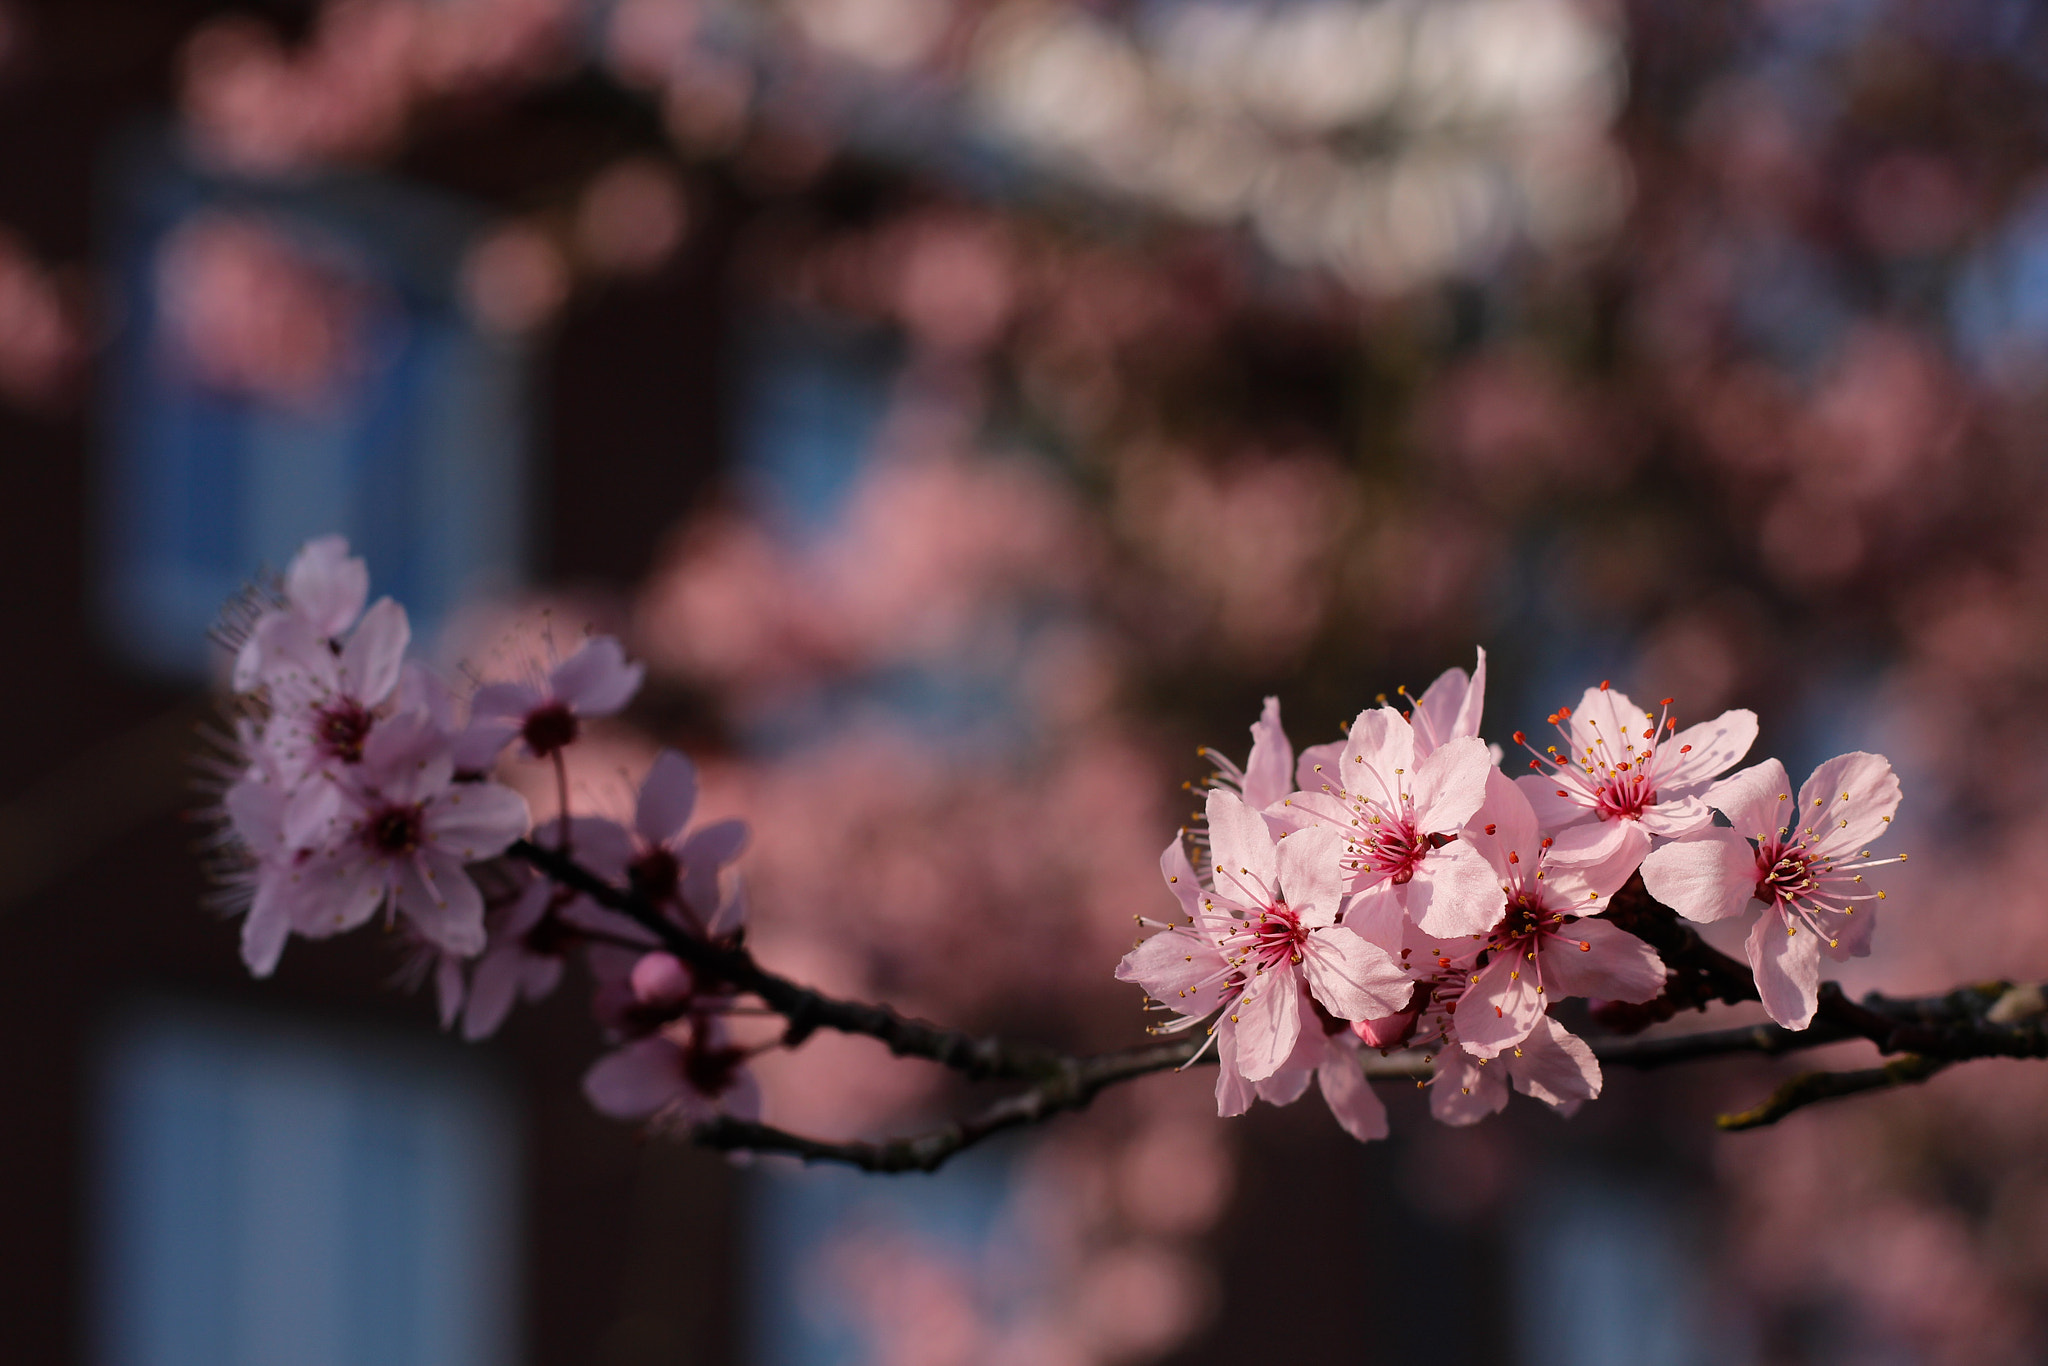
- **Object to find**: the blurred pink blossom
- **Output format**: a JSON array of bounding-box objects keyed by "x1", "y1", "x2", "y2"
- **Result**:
[
  {"x1": 155, "y1": 213, "x2": 386, "y2": 409},
  {"x1": 0, "y1": 231, "x2": 80, "y2": 409}
]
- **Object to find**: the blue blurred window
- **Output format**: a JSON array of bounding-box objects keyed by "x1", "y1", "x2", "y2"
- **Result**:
[
  {"x1": 97, "y1": 126, "x2": 530, "y2": 679},
  {"x1": 93, "y1": 1004, "x2": 522, "y2": 1366}
]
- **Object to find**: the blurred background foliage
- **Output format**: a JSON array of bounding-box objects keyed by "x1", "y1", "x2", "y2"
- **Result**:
[{"x1": 7, "y1": 0, "x2": 2048, "y2": 1362}]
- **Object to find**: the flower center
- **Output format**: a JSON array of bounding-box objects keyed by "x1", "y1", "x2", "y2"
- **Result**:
[
  {"x1": 365, "y1": 803, "x2": 424, "y2": 856},
  {"x1": 522, "y1": 701, "x2": 580, "y2": 757},
  {"x1": 1360, "y1": 818, "x2": 1429, "y2": 883},
  {"x1": 1250, "y1": 903, "x2": 1306, "y2": 968},
  {"x1": 523, "y1": 898, "x2": 575, "y2": 957},
  {"x1": 1590, "y1": 770, "x2": 1657, "y2": 821},
  {"x1": 316, "y1": 699, "x2": 374, "y2": 763},
  {"x1": 1513, "y1": 693, "x2": 1683, "y2": 823},
  {"x1": 683, "y1": 1037, "x2": 747, "y2": 1097},
  {"x1": 1758, "y1": 845, "x2": 1818, "y2": 904},
  {"x1": 629, "y1": 847, "x2": 682, "y2": 900},
  {"x1": 1494, "y1": 892, "x2": 1554, "y2": 944}
]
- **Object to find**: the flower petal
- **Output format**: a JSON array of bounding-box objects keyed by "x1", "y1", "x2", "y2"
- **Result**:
[
  {"x1": 1242, "y1": 696, "x2": 1295, "y2": 811},
  {"x1": 1636, "y1": 794, "x2": 1711, "y2": 837},
  {"x1": 549, "y1": 636, "x2": 644, "y2": 717},
  {"x1": 584, "y1": 1037, "x2": 686, "y2": 1119},
  {"x1": 1256, "y1": 1065, "x2": 1315, "y2": 1107},
  {"x1": 337, "y1": 598, "x2": 410, "y2": 705},
  {"x1": 1275, "y1": 824, "x2": 1346, "y2": 924},
  {"x1": 1230, "y1": 966, "x2": 1301, "y2": 1081},
  {"x1": 1160, "y1": 837, "x2": 1204, "y2": 921},
  {"x1": 451, "y1": 717, "x2": 520, "y2": 772},
  {"x1": 1340, "y1": 707, "x2": 1414, "y2": 798},
  {"x1": 1569, "y1": 685, "x2": 1646, "y2": 770},
  {"x1": 1317, "y1": 1050, "x2": 1391, "y2": 1143},
  {"x1": 1658, "y1": 708, "x2": 1760, "y2": 791},
  {"x1": 1452, "y1": 949, "x2": 1544, "y2": 1059},
  {"x1": 285, "y1": 534, "x2": 369, "y2": 639},
  {"x1": 1705, "y1": 758, "x2": 1795, "y2": 843},
  {"x1": 1538, "y1": 827, "x2": 1647, "y2": 911},
  {"x1": 470, "y1": 680, "x2": 542, "y2": 724},
  {"x1": 1302, "y1": 924, "x2": 1410, "y2": 1019},
  {"x1": 462, "y1": 946, "x2": 526, "y2": 1040},
  {"x1": 1294, "y1": 740, "x2": 1345, "y2": 795},
  {"x1": 1118, "y1": 928, "x2": 1230, "y2": 1014},
  {"x1": 434, "y1": 955, "x2": 466, "y2": 1030},
  {"x1": 1796, "y1": 752, "x2": 1901, "y2": 859},
  {"x1": 1430, "y1": 1048, "x2": 1508, "y2": 1126},
  {"x1": 1509, "y1": 1016, "x2": 1602, "y2": 1108},
  {"x1": 1540, "y1": 920, "x2": 1665, "y2": 1002},
  {"x1": 1214, "y1": 1018, "x2": 1255, "y2": 1118},
  {"x1": 1207, "y1": 788, "x2": 1279, "y2": 908},
  {"x1": 1747, "y1": 906, "x2": 1821, "y2": 1029},
  {"x1": 1515, "y1": 772, "x2": 1593, "y2": 832},
  {"x1": 1411, "y1": 735, "x2": 1492, "y2": 833},
  {"x1": 1402, "y1": 839, "x2": 1506, "y2": 938},
  {"x1": 1640, "y1": 828, "x2": 1760, "y2": 924},
  {"x1": 636, "y1": 749, "x2": 699, "y2": 848},
  {"x1": 428, "y1": 782, "x2": 531, "y2": 861},
  {"x1": 398, "y1": 852, "x2": 487, "y2": 956},
  {"x1": 1464, "y1": 767, "x2": 1539, "y2": 881},
  {"x1": 1341, "y1": 882, "x2": 1408, "y2": 952},
  {"x1": 240, "y1": 890, "x2": 292, "y2": 978}
]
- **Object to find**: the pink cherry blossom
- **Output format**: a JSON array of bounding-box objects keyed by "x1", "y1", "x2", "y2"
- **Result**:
[
  {"x1": 232, "y1": 534, "x2": 369, "y2": 689},
  {"x1": 1286, "y1": 708, "x2": 1503, "y2": 940},
  {"x1": 1640, "y1": 753, "x2": 1903, "y2": 1028},
  {"x1": 456, "y1": 880, "x2": 568, "y2": 1039},
  {"x1": 1215, "y1": 1009, "x2": 1392, "y2": 1142},
  {"x1": 1345, "y1": 919, "x2": 1603, "y2": 1127},
  {"x1": 1429, "y1": 1014, "x2": 1603, "y2": 1126},
  {"x1": 1451, "y1": 770, "x2": 1665, "y2": 1058},
  {"x1": 1511, "y1": 684, "x2": 1757, "y2": 865},
  {"x1": 253, "y1": 596, "x2": 412, "y2": 780},
  {"x1": 1120, "y1": 790, "x2": 1408, "y2": 1085},
  {"x1": 1295, "y1": 647, "x2": 1486, "y2": 781},
  {"x1": 458, "y1": 634, "x2": 646, "y2": 768},
  {"x1": 1199, "y1": 695, "x2": 1295, "y2": 812},
  {"x1": 268, "y1": 712, "x2": 531, "y2": 956},
  {"x1": 454, "y1": 817, "x2": 639, "y2": 1039},
  {"x1": 583, "y1": 1012, "x2": 762, "y2": 1128},
  {"x1": 621, "y1": 748, "x2": 750, "y2": 934},
  {"x1": 220, "y1": 736, "x2": 301, "y2": 977}
]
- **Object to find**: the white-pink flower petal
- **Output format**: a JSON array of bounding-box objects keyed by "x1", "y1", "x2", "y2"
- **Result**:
[{"x1": 1640, "y1": 828, "x2": 1760, "y2": 924}]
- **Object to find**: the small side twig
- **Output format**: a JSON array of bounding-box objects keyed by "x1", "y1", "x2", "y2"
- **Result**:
[{"x1": 1716, "y1": 1055, "x2": 1952, "y2": 1131}]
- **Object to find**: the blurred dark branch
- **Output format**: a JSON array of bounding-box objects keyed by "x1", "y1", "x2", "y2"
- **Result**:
[
  {"x1": 690, "y1": 1038, "x2": 1210, "y2": 1173},
  {"x1": 513, "y1": 844, "x2": 2048, "y2": 1171},
  {"x1": 1715, "y1": 1055, "x2": 1953, "y2": 1131}
]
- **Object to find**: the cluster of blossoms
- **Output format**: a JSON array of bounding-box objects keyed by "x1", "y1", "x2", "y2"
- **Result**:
[
  {"x1": 210, "y1": 540, "x2": 1912, "y2": 1156},
  {"x1": 213, "y1": 537, "x2": 759, "y2": 1128},
  {"x1": 1118, "y1": 650, "x2": 1906, "y2": 1139}
]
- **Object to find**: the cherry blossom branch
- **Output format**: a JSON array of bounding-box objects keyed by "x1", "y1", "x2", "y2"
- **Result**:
[{"x1": 509, "y1": 844, "x2": 2048, "y2": 1168}]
